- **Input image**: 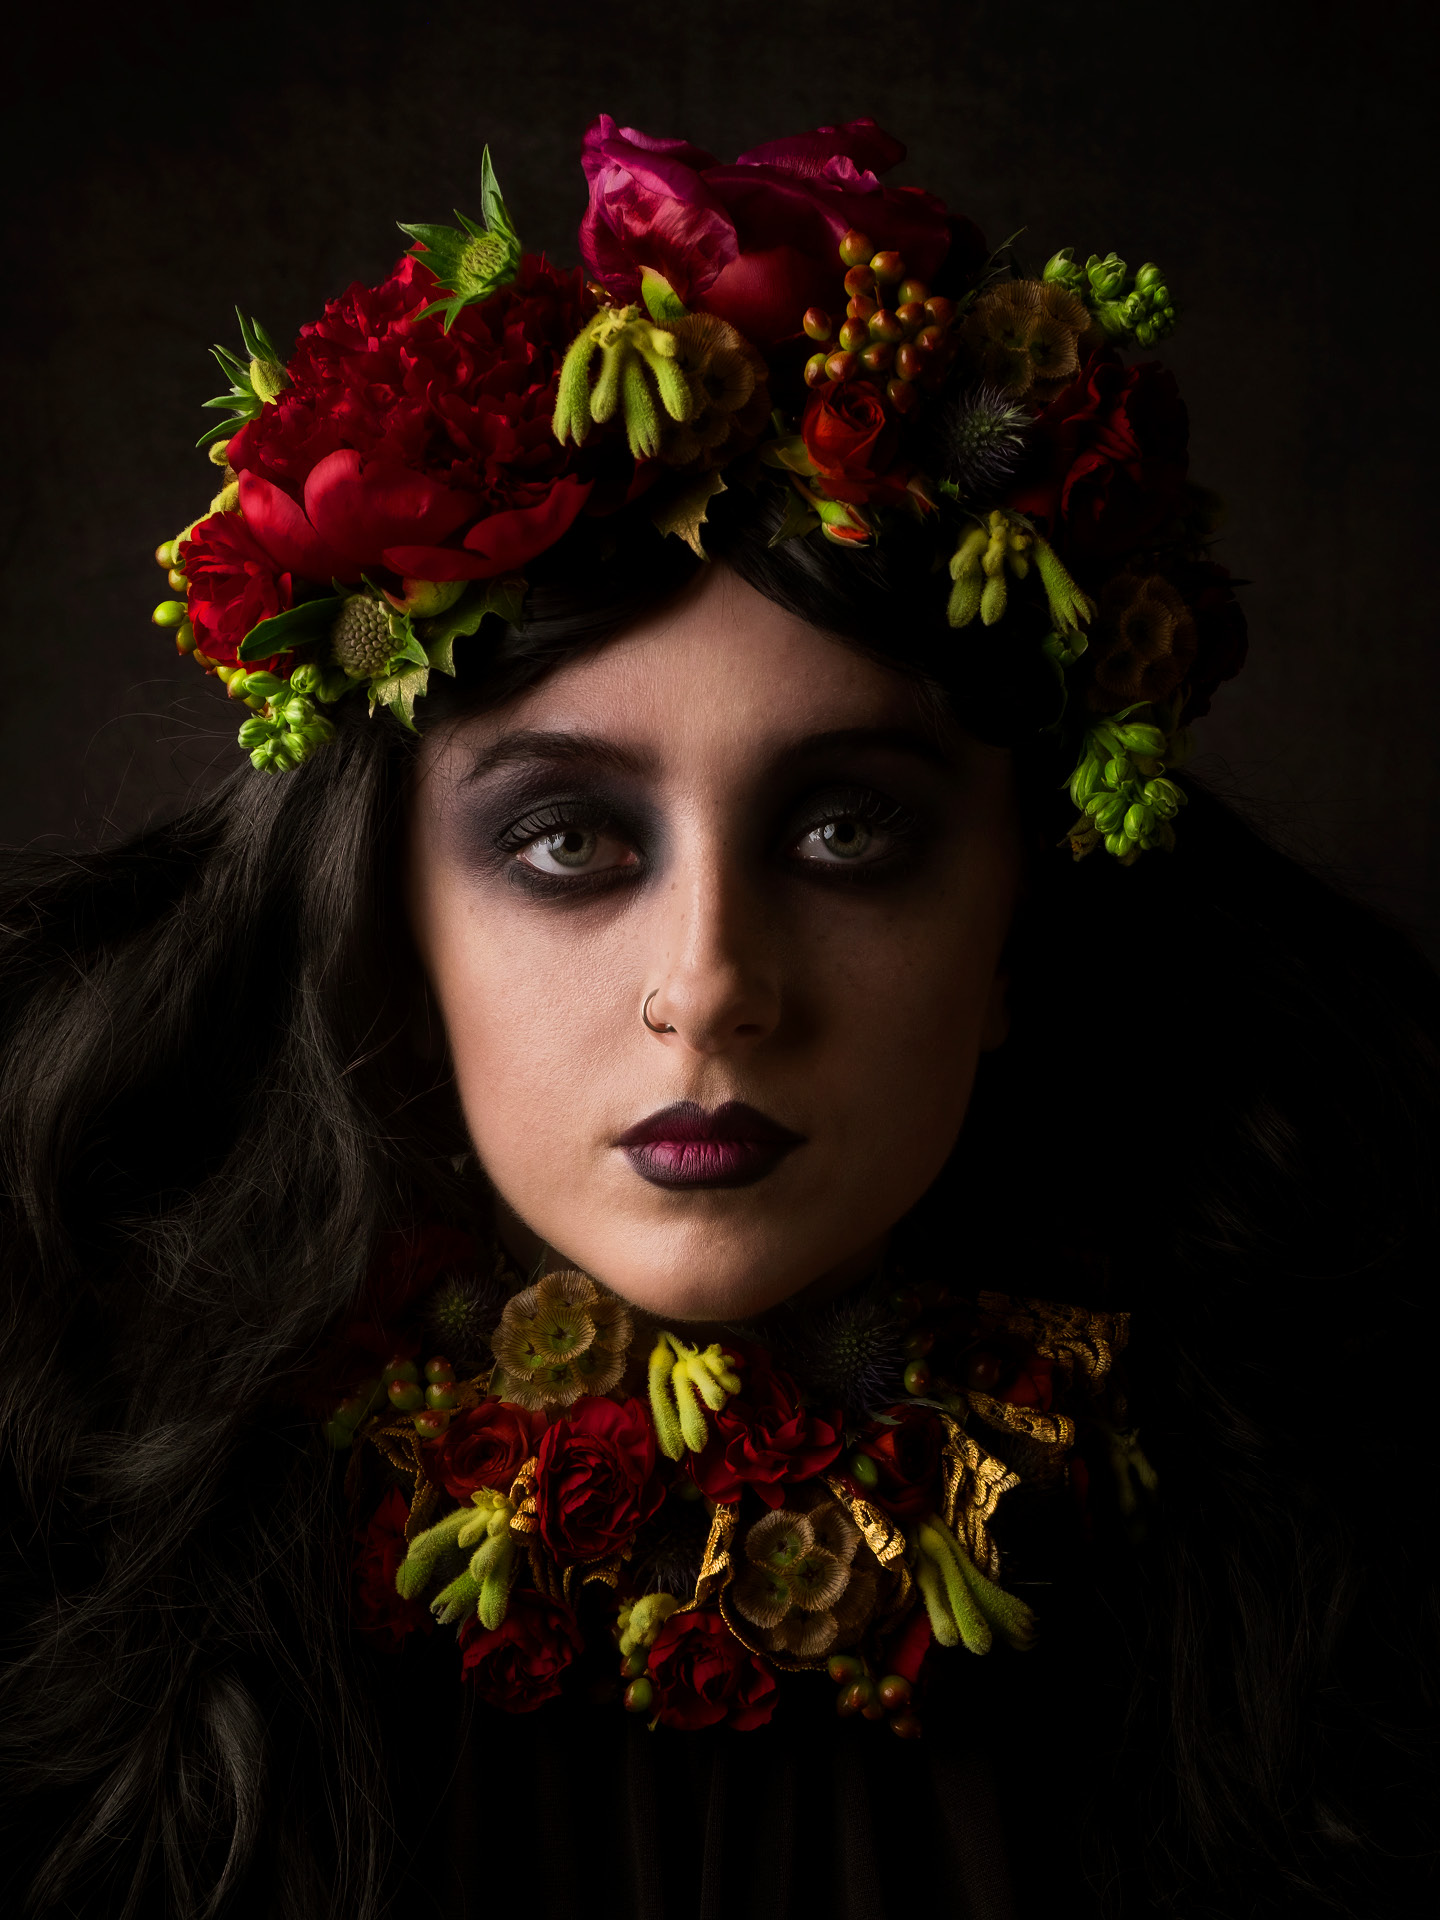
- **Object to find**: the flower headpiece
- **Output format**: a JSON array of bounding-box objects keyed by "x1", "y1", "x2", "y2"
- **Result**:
[{"x1": 151, "y1": 117, "x2": 1246, "y2": 862}]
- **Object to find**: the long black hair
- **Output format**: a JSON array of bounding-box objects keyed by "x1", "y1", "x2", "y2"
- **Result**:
[{"x1": 2, "y1": 489, "x2": 1436, "y2": 1917}]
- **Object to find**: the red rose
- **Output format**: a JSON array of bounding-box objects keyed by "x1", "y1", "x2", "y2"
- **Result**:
[
  {"x1": 429, "y1": 1398, "x2": 541, "y2": 1503},
  {"x1": 647, "y1": 1607, "x2": 778, "y2": 1730},
  {"x1": 687, "y1": 1347, "x2": 842, "y2": 1509},
  {"x1": 533, "y1": 1395, "x2": 663, "y2": 1563},
  {"x1": 352, "y1": 1486, "x2": 430, "y2": 1648},
  {"x1": 800, "y1": 382, "x2": 902, "y2": 503},
  {"x1": 458, "y1": 1589, "x2": 582, "y2": 1712},
  {"x1": 580, "y1": 115, "x2": 969, "y2": 348},
  {"x1": 180, "y1": 510, "x2": 293, "y2": 671},
  {"x1": 853, "y1": 1407, "x2": 943, "y2": 1520},
  {"x1": 225, "y1": 252, "x2": 595, "y2": 588},
  {"x1": 1006, "y1": 351, "x2": 1189, "y2": 562}
]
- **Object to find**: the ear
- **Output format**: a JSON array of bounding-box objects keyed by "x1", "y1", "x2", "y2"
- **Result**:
[{"x1": 979, "y1": 967, "x2": 1010, "y2": 1053}]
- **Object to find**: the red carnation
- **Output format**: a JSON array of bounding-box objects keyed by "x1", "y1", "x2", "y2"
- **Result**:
[
  {"x1": 226, "y1": 252, "x2": 596, "y2": 588},
  {"x1": 352, "y1": 1487, "x2": 430, "y2": 1648},
  {"x1": 687, "y1": 1347, "x2": 842, "y2": 1509},
  {"x1": 533, "y1": 1395, "x2": 663, "y2": 1563},
  {"x1": 580, "y1": 115, "x2": 971, "y2": 348},
  {"x1": 647, "y1": 1606, "x2": 778, "y2": 1730},
  {"x1": 852, "y1": 1406, "x2": 943, "y2": 1520},
  {"x1": 800, "y1": 382, "x2": 903, "y2": 503},
  {"x1": 1006, "y1": 350, "x2": 1189, "y2": 562},
  {"x1": 181, "y1": 510, "x2": 293, "y2": 671},
  {"x1": 458, "y1": 1589, "x2": 582, "y2": 1712},
  {"x1": 429, "y1": 1398, "x2": 542, "y2": 1504}
]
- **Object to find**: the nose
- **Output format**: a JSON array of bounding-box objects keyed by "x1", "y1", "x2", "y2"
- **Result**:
[{"x1": 641, "y1": 831, "x2": 781, "y2": 1055}]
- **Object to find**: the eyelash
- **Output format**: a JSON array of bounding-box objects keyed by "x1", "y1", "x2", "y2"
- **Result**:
[{"x1": 491, "y1": 787, "x2": 920, "y2": 896}]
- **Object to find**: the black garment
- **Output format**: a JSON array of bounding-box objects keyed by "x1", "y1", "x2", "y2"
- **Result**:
[{"x1": 388, "y1": 1609, "x2": 1101, "y2": 1920}]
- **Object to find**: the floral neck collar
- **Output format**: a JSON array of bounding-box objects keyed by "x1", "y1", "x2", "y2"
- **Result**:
[{"x1": 328, "y1": 1232, "x2": 1132, "y2": 1733}]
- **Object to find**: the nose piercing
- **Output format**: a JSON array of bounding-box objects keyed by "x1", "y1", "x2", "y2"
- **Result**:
[{"x1": 642, "y1": 990, "x2": 675, "y2": 1035}]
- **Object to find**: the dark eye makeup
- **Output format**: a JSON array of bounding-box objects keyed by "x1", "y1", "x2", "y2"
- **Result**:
[{"x1": 471, "y1": 778, "x2": 927, "y2": 900}]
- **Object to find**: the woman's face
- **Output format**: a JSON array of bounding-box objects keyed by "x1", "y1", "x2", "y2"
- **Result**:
[{"x1": 407, "y1": 566, "x2": 1020, "y2": 1321}]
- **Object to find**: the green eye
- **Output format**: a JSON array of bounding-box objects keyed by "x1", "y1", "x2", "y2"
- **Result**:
[
  {"x1": 800, "y1": 816, "x2": 874, "y2": 862},
  {"x1": 536, "y1": 828, "x2": 598, "y2": 870}
]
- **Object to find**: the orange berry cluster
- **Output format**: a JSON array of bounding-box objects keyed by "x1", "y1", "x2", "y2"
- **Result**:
[{"x1": 802, "y1": 229, "x2": 957, "y2": 414}]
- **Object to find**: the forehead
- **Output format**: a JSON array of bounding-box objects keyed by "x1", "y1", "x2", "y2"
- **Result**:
[{"x1": 428, "y1": 566, "x2": 937, "y2": 772}]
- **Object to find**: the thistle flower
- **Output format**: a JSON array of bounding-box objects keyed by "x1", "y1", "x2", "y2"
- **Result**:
[
  {"x1": 330, "y1": 595, "x2": 395, "y2": 680},
  {"x1": 939, "y1": 385, "x2": 1032, "y2": 500},
  {"x1": 961, "y1": 279, "x2": 1090, "y2": 403},
  {"x1": 490, "y1": 1269, "x2": 633, "y2": 1410},
  {"x1": 424, "y1": 1260, "x2": 514, "y2": 1373},
  {"x1": 771, "y1": 1293, "x2": 905, "y2": 1419}
]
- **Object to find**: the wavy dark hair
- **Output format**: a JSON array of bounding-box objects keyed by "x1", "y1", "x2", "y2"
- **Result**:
[{"x1": 1, "y1": 488, "x2": 1436, "y2": 1918}]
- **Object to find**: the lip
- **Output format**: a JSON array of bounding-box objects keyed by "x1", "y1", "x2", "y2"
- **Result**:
[{"x1": 616, "y1": 1100, "x2": 805, "y2": 1190}]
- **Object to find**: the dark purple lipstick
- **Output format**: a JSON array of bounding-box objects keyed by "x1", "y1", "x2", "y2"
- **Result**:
[{"x1": 617, "y1": 1100, "x2": 805, "y2": 1190}]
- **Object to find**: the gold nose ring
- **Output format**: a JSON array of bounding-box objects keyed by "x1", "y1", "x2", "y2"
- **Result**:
[{"x1": 642, "y1": 990, "x2": 675, "y2": 1034}]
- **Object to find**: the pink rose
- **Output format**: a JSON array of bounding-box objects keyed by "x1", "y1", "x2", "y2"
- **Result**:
[{"x1": 580, "y1": 115, "x2": 967, "y2": 347}]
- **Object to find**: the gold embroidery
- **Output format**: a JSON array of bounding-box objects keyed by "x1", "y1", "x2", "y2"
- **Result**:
[{"x1": 939, "y1": 1416, "x2": 1019, "y2": 1578}]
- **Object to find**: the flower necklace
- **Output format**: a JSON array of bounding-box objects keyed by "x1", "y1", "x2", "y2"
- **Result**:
[{"x1": 330, "y1": 1231, "x2": 1132, "y2": 1734}]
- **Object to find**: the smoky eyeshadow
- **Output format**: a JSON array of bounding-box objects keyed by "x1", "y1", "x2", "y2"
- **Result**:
[{"x1": 444, "y1": 762, "x2": 658, "y2": 875}]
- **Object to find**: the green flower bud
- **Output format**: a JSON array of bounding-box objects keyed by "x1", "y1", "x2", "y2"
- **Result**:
[
  {"x1": 1124, "y1": 802, "x2": 1153, "y2": 840},
  {"x1": 152, "y1": 600, "x2": 187, "y2": 628},
  {"x1": 1116, "y1": 722, "x2": 1167, "y2": 756},
  {"x1": 848, "y1": 1449, "x2": 880, "y2": 1492},
  {"x1": 249, "y1": 356, "x2": 289, "y2": 405},
  {"x1": 1041, "y1": 247, "x2": 1087, "y2": 296},
  {"x1": 1086, "y1": 251, "x2": 1129, "y2": 299}
]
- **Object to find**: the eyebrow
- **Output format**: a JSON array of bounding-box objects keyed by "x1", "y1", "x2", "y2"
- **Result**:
[{"x1": 459, "y1": 722, "x2": 955, "y2": 788}]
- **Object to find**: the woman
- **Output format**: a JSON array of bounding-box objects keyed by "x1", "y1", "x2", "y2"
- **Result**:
[{"x1": 1, "y1": 117, "x2": 1435, "y2": 1920}]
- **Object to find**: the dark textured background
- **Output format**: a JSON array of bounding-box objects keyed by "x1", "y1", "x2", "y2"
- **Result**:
[{"x1": 4, "y1": 0, "x2": 1436, "y2": 953}]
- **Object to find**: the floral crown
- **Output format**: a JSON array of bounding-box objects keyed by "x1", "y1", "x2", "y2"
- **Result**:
[{"x1": 151, "y1": 116, "x2": 1246, "y2": 863}]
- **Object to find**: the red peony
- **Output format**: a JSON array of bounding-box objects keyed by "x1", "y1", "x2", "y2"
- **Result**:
[
  {"x1": 352, "y1": 1486, "x2": 430, "y2": 1648},
  {"x1": 533, "y1": 1395, "x2": 663, "y2": 1563},
  {"x1": 181, "y1": 510, "x2": 293, "y2": 671},
  {"x1": 580, "y1": 115, "x2": 971, "y2": 348},
  {"x1": 458, "y1": 1589, "x2": 583, "y2": 1712},
  {"x1": 852, "y1": 1406, "x2": 943, "y2": 1519},
  {"x1": 800, "y1": 381, "x2": 903, "y2": 503},
  {"x1": 1005, "y1": 350, "x2": 1189, "y2": 562},
  {"x1": 687, "y1": 1347, "x2": 842, "y2": 1509},
  {"x1": 429, "y1": 1398, "x2": 541, "y2": 1504},
  {"x1": 224, "y1": 252, "x2": 596, "y2": 588},
  {"x1": 999, "y1": 1355, "x2": 1056, "y2": 1411},
  {"x1": 647, "y1": 1607, "x2": 778, "y2": 1730}
]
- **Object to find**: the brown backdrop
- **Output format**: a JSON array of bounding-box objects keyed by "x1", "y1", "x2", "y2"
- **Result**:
[{"x1": 4, "y1": 0, "x2": 1436, "y2": 955}]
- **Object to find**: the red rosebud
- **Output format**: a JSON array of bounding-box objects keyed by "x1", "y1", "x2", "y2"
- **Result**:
[
  {"x1": 647, "y1": 1607, "x2": 778, "y2": 1731},
  {"x1": 458, "y1": 1589, "x2": 583, "y2": 1713},
  {"x1": 533, "y1": 1395, "x2": 663, "y2": 1562}
]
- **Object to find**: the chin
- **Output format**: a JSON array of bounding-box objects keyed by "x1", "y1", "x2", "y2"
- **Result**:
[{"x1": 555, "y1": 1207, "x2": 858, "y2": 1324}]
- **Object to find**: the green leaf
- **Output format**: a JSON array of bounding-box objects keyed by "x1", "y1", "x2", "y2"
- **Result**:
[
  {"x1": 653, "y1": 471, "x2": 725, "y2": 557},
  {"x1": 385, "y1": 633, "x2": 431, "y2": 673},
  {"x1": 370, "y1": 663, "x2": 430, "y2": 730},
  {"x1": 237, "y1": 595, "x2": 344, "y2": 662},
  {"x1": 767, "y1": 485, "x2": 821, "y2": 548},
  {"x1": 419, "y1": 574, "x2": 527, "y2": 650},
  {"x1": 640, "y1": 268, "x2": 688, "y2": 324},
  {"x1": 425, "y1": 633, "x2": 457, "y2": 676}
]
